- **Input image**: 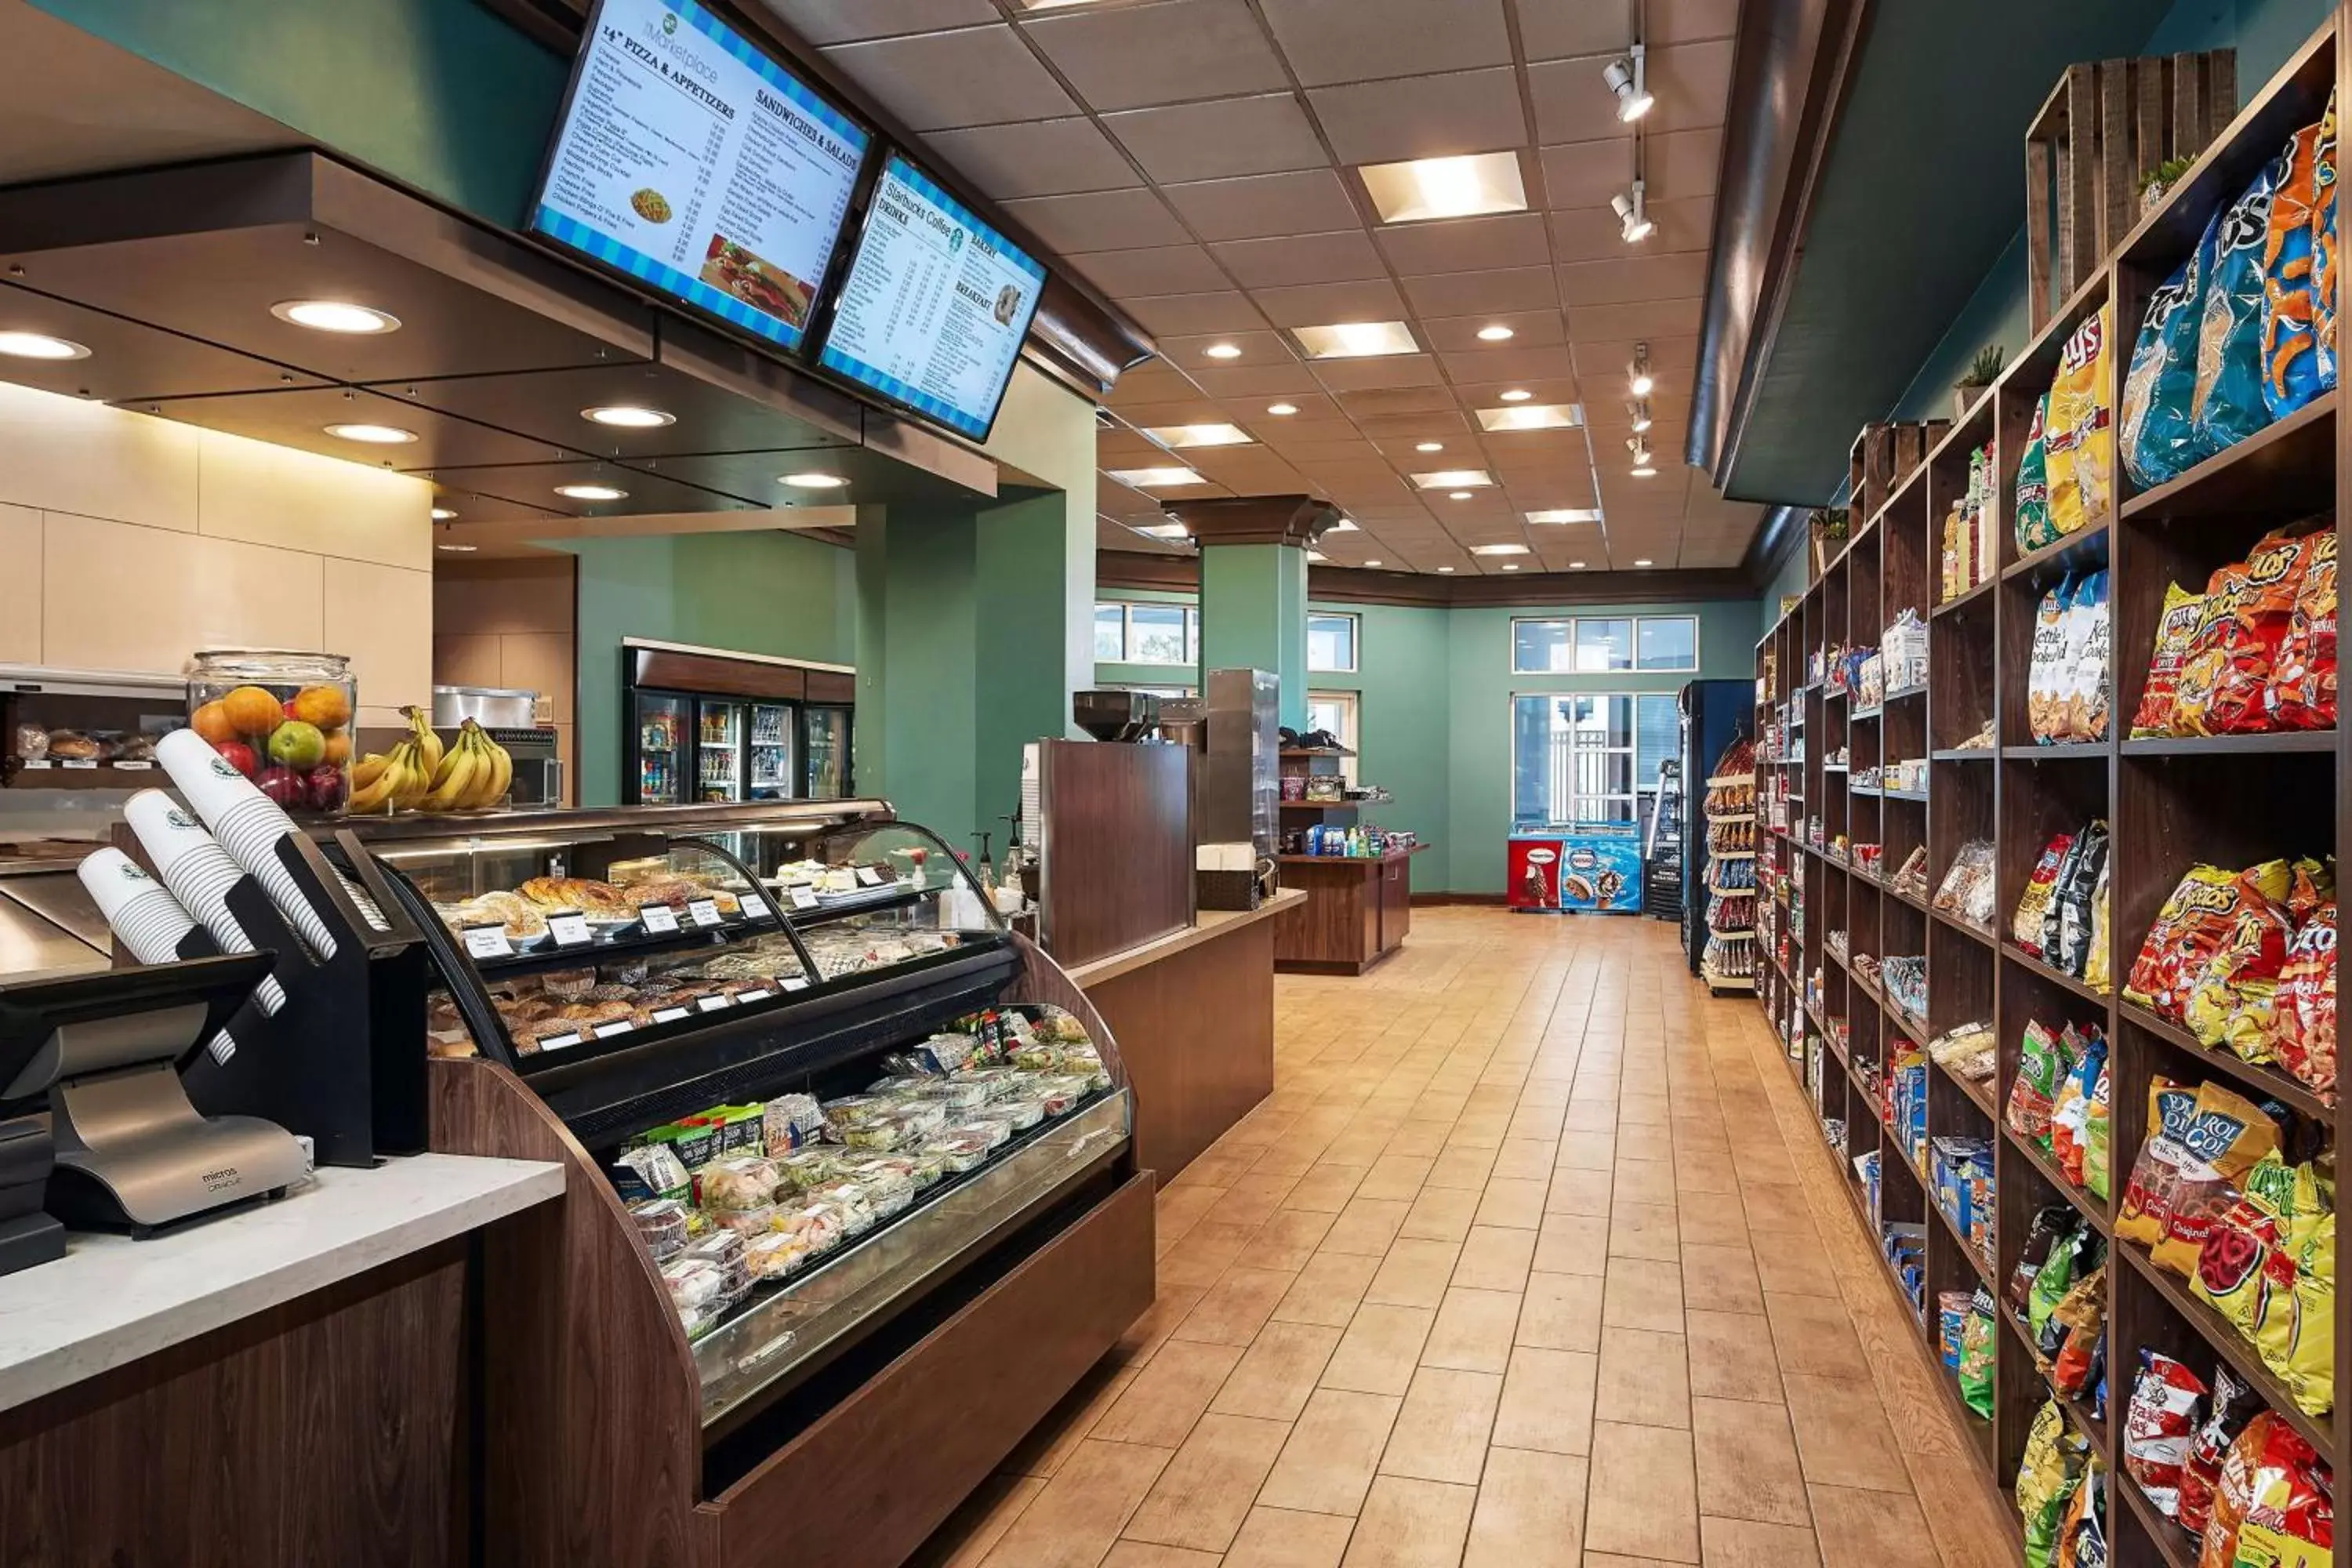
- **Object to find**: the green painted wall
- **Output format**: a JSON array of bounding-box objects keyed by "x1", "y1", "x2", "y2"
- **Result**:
[
  {"x1": 1199, "y1": 545, "x2": 1309, "y2": 729},
  {"x1": 32, "y1": 0, "x2": 565, "y2": 225},
  {"x1": 559, "y1": 530, "x2": 856, "y2": 806},
  {"x1": 855, "y1": 509, "x2": 979, "y2": 844}
]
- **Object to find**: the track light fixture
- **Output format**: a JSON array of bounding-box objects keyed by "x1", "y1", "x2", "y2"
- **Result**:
[
  {"x1": 1629, "y1": 400, "x2": 1653, "y2": 433},
  {"x1": 1611, "y1": 180, "x2": 1653, "y2": 244},
  {"x1": 1602, "y1": 45, "x2": 1653, "y2": 122},
  {"x1": 1629, "y1": 342, "x2": 1655, "y2": 398},
  {"x1": 1627, "y1": 435, "x2": 1657, "y2": 477}
]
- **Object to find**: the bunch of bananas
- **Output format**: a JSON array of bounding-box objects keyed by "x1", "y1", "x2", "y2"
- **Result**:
[{"x1": 348, "y1": 708, "x2": 513, "y2": 815}]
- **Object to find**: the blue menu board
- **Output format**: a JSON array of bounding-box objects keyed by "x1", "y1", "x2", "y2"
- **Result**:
[
  {"x1": 817, "y1": 154, "x2": 1048, "y2": 441},
  {"x1": 531, "y1": 0, "x2": 869, "y2": 352}
]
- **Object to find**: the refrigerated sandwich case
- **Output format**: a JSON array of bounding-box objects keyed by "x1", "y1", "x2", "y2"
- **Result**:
[
  {"x1": 330, "y1": 799, "x2": 1147, "y2": 1567},
  {"x1": 624, "y1": 644, "x2": 854, "y2": 806}
]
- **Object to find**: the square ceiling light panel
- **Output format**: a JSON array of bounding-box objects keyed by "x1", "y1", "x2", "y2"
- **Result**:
[
  {"x1": 1291, "y1": 321, "x2": 1420, "y2": 359},
  {"x1": 1527, "y1": 508, "x2": 1604, "y2": 524},
  {"x1": 1476, "y1": 403, "x2": 1584, "y2": 431},
  {"x1": 1105, "y1": 466, "x2": 1207, "y2": 487},
  {"x1": 1359, "y1": 151, "x2": 1528, "y2": 225},
  {"x1": 1410, "y1": 469, "x2": 1494, "y2": 489},
  {"x1": 1141, "y1": 423, "x2": 1255, "y2": 448}
]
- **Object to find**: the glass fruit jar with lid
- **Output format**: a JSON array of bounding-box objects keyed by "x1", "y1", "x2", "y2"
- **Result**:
[{"x1": 185, "y1": 650, "x2": 355, "y2": 816}]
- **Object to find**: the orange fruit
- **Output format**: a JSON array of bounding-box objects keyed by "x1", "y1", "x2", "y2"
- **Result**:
[
  {"x1": 191, "y1": 700, "x2": 238, "y2": 746},
  {"x1": 220, "y1": 684, "x2": 285, "y2": 735},
  {"x1": 289, "y1": 684, "x2": 351, "y2": 731},
  {"x1": 321, "y1": 732, "x2": 352, "y2": 767}
]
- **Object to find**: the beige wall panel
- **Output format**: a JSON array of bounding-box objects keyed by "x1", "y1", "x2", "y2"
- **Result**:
[
  {"x1": 495, "y1": 633, "x2": 575, "y2": 722},
  {"x1": 0, "y1": 383, "x2": 200, "y2": 534},
  {"x1": 326, "y1": 557, "x2": 433, "y2": 722},
  {"x1": 432, "y1": 556, "x2": 574, "y2": 635},
  {"x1": 433, "y1": 633, "x2": 503, "y2": 690},
  {"x1": 0, "y1": 504, "x2": 41, "y2": 664},
  {"x1": 42, "y1": 514, "x2": 324, "y2": 673},
  {"x1": 198, "y1": 429, "x2": 434, "y2": 572}
]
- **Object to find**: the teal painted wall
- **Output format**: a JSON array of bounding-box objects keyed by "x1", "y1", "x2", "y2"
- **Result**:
[
  {"x1": 1199, "y1": 545, "x2": 1309, "y2": 729},
  {"x1": 560, "y1": 531, "x2": 856, "y2": 806},
  {"x1": 31, "y1": 0, "x2": 565, "y2": 224},
  {"x1": 1095, "y1": 593, "x2": 1762, "y2": 896}
]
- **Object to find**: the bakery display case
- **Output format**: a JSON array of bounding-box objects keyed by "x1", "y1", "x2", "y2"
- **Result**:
[{"x1": 330, "y1": 799, "x2": 1153, "y2": 1567}]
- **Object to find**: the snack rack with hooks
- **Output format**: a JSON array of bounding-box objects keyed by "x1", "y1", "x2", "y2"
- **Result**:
[
  {"x1": 1700, "y1": 745, "x2": 1756, "y2": 993},
  {"x1": 1749, "y1": 19, "x2": 2349, "y2": 1566}
]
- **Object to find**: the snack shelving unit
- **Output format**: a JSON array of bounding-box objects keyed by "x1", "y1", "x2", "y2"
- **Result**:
[{"x1": 1750, "y1": 16, "x2": 2348, "y2": 1564}]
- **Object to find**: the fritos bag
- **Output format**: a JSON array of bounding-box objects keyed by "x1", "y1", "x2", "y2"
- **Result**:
[
  {"x1": 2151, "y1": 1080, "x2": 2284, "y2": 1278},
  {"x1": 2125, "y1": 209, "x2": 2223, "y2": 487},
  {"x1": 2270, "y1": 528, "x2": 2338, "y2": 730},
  {"x1": 2045, "y1": 306, "x2": 2115, "y2": 539},
  {"x1": 2133, "y1": 582, "x2": 2210, "y2": 736},
  {"x1": 2124, "y1": 1351, "x2": 2208, "y2": 1519},
  {"x1": 2275, "y1": 902, "x2": 2338, "y2": 1103},
  {"x1": 2126, "y1": 865, "x2": 2250, "y2": 1019},
  {"x1": 2196, "y1": 162, "x2": 2281, "y2": 456}
]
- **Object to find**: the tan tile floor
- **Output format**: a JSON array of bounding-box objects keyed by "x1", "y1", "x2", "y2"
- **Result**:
[{"x1": 916, "y1": 909, "x2": 2020, "y2": 1568}]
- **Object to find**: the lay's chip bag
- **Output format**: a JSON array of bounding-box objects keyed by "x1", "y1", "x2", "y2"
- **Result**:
[
  {"x1": 2016, "y1": 391, "x2": 2056, "y2": 554},
  {"x1": 2124, "y1": 207, "x2": 2222, "y2": 488},
  {"x1": 2263, "y1": 115, "x2": 2335, "y2": 419},
  {"x1": 2044, "y1": 305, "x2": 2114, "y2": 539},
  {"x1": 2194, "y1": 158, "x2": 2279, "y2": 455}
]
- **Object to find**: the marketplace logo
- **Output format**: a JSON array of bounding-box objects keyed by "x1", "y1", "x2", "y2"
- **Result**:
[{"x1": 663, "y1": 11, "x2": 678, "y2": 34}]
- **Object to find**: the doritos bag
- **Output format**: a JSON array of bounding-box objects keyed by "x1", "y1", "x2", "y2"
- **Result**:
[
  {"x1": 2270, "y1": 528, "x2": 2338, "y2": 730},
  {"x1": 2017, "y1": 393, "x2": 2056, "y2": 553},
  {"x1": 2197, "y1": 161, "x2": 2281, "y2": 455},
  {"x1": 2133, "y1": 583, "x2": 2210, "y2": 736},
  {"x1": 2266, "y1": 118, "x2": 2335, "y2": 419},
  {"x1": 2045, "y1": 306, "x2": 2114, "y2": 539},
  {"x1": 2125, "y1": 208, "x2": 2223, "y2": 487}
]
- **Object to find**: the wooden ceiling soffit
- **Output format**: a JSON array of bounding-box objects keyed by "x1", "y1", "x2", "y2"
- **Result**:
[
  {"x1": 1688, "y1": 0, "x2": 1872, "y2": 495},
  {"x1": 1162, "y1": 495, "x2": 1345, "y2": 548},
  {"x1": 1098, "y1": 552, "x2": 1766, "y2": 607}
]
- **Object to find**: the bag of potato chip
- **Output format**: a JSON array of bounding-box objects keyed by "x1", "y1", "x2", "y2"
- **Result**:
[
  {"x1": 2194, "y1": 1152, "x2": 2299, "y2": 1341},
  {"x1": 2270, "y1": 528, "x2": 2338, "y2": 731},
  {"x1": 2125, "y1": 209, "x2": 2223, "y2": 487},
  {"x1": 2045, "y1": 306, "x2": 2115, "y2": 539},
  {"x1": 2133, "y1": 583, "x2": 2211, "y2": 737},
  {"x1": 2200, "y1": 1414, "x2": 2333, "y2": 1568},
  {"x1": 2127, "y1": 865, "x2": 2256, "y2": 1019},
  {"x1": 2118, "y1": 1078, "x2": 2197, "y2": 1250},
  {"x1": 2283, "y1": 1171, "x2": 2334, "y2": 1417},
  {"x1": 2196, "y1": 162, "x2": 2281, "y2": 456},
  {"x1": 2017, "y1": 393, "x2": 2056, "y2": 553},
  {"x1": 2313, "y1": 92, "x2": 2339, "y2": 381},
  {"x1": 2183, "y1": 862, "x2": 2299, "y2": 1048},
  {"x1": 2151, "y1": 1080, "x2": 2285, "y2": 1277},
  {"x1": 2180, "y1": 1367, "x2": 2262, "y2": 1537},
  {"x1": 2030, "y1": 581, "x2": 2072, "y2": 741},
  {"x1": 2021, "y1": 1397, "x2": 2090, "y2": 1568}
]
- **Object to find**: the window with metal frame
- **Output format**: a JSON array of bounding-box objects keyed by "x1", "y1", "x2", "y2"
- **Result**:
[
  {"x1": 1510, "y1": 614, "x2": 1700, "y2": 674},
  {"x1": 1094, "y1": 601, "x2": 1201, "y2": 666},
  {"x1": 1307, "y1": 612, "x2": 1359, "y2": 673},
  {"x1": 1510, "y1": 691, "x2": 1681, "y2": 823}
]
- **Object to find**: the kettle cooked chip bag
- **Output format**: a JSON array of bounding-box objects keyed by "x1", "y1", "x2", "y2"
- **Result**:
[
  {"x1": 2196, "y1": 160, "x2": 2281, "y2": 455},
  {"x1": 2125, "y1": 208, "x2": 2224, "y2": 487},
  {"x1": 2030, "y1": 581, "x2": 2073, "y2": 741},
  {"x1": 2044, "y1": 306, "x2": 2115, "y2": 540}
]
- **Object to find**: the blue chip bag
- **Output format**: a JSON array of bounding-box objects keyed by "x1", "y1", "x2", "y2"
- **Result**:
[
  {"x1": 2193, "y1": 159, "x2": 2278, "y2": 453},
  {"x1": 2314, "y1": 93, "x2": 2339, "y2": 380},
  {"x1": 2121, "y1": 208, "x2": 2220, "y2": 488},
  {"x1": 2263, "y1": 117, "x2": 2332, "y2": 419}
]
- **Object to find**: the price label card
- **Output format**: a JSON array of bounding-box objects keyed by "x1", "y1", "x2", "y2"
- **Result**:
[
  {"x1": 463, "y1": 924, "x2": 514, "y2": 960},
  {"x1": 539, "y1": 1033, "x2": 582, "y2": 1052},
  {"x1": 696, "y1": 995, "x2": 732, "y2": 1013},
  {"x1": 855, "y1": 866, "x2": 884, "y2": 887},
  {"x1": 740, "y1": 895, "x2": 771, "y2": 920},
  {"x1": 651, "y1": 1006, "x2": 690, "y2": 1024},
  {"x1": 737, "y1": 988, "x2": 773, "y2": 1004},
  {"x1": 60, "y1": 759, "x2": 96, "y2": 771},
  {"x1": 782, "y1": 977, "x2": 809, "y2": 992},
  {"x1": 591, "y1": 1020, "x2": 635, "y2": 1039},
  {"x1": 16, "y1": 760, "x2": 49, "y2": 771},
  {"x1": 639, "y1": 903, "x2": 680, "y2": 935},
  {"x1": 789, "y1": 885, "x2": 820, "y2": 910},
  {"x1": 688, "y1": 898, "x2": 721, "y2": 928},
  {"x1": 114, "y1": 760, "x2": 152, "y2": 771},
  {"x1": 547, "y1": 911, "x2": 592, "y2": 948}
]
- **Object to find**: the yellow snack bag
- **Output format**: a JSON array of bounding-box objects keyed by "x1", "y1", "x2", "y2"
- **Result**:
[
  {"x1": 2044, "y1": 304, "x2": 2115, "y2": 540},
  {"x1": 2279, "y1": 1161, "x2": 2333, "y2": 1416}
]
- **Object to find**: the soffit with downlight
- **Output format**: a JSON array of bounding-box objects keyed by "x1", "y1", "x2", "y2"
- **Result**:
[{"x1": 766, "y1": 0, "x2": 1764, "y2": 575}]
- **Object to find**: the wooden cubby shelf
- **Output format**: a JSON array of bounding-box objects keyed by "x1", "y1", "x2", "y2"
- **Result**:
[{"x1": 1747, "y1": 14, "x2": 2347, "y2": 1562}]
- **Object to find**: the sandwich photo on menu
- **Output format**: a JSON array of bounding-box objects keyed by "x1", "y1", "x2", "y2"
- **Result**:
[{"x1": 699, "y1": 234, "x2": 811, "y2": 328}]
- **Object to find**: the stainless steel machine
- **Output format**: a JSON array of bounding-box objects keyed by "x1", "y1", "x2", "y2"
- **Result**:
[
  {"x1": 432, "y1": 685, "x2": 564, "y2": 808},
  {"x1": 1182, "y1": 669, "x2": 1279, "y2": 909}
]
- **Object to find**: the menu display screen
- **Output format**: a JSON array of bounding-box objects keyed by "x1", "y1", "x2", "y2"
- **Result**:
[
  {"x1": 818, "y1": 154, "x2": 1048, "y2": 441},
  {"x1": 531, "y1": 0, "x2": 869, "y2": 353}
]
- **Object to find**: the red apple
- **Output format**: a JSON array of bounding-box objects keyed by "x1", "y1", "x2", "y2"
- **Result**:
[
  {"x1": 256, "y1": 765, "x2": 306, "y2": 808},
  {"x1": 304, "y1": 765, "x2": 346, "y2": 811},
  {"x1": 212, "y1": 739, "x2": 259, "y2": 778}
]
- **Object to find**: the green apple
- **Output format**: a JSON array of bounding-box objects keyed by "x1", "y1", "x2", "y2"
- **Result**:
[{"x1": 267, "y1": 720, "x2": 326, "y2": 771}]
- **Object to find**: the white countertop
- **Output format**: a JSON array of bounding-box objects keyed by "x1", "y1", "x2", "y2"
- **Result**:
[{"x1": 0, "y1": 1152, "x2": 563, "y2": 1414}]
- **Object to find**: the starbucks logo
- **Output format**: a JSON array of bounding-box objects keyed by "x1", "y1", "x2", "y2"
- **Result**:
[{"x1": 663, "y1": 11, "x2": 678, "y2": 34}]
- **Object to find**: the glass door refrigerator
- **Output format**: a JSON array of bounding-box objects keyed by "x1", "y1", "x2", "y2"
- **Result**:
[
  {"x1": 630, "y1": 691, "x2": 688, "y2": 805},
  {"x1": 802, "y1": 705, "x2": 851, "y2": 799},
  {"x1": 695, "y1": 699, "x2": 746, "y2": 803},
  {"x1": 746, "y1": 702, "x2": 797, "y2": 801}
]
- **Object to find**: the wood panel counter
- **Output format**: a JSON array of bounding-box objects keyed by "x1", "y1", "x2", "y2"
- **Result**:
[
  {"x1": 1273, "y1": 845, "x2": 1429, "y2": 975},
  {"x1": 1069, "y1": 888, "x2": 1302, "y2": 1180}
]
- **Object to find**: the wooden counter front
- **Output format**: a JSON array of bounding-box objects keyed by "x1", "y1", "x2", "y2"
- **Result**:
[
  {"x1": 1073, "y1": 890, "x2": 1301, "y2": 1181},
  {"x1": 1273, "y1": 847, "x2": 1427, "y2": 975}
]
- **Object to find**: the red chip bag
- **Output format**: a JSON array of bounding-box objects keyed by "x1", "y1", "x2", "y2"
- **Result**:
[
  {"x1": 2277, "y1": 902, "x2": 2338, "y2": 1104},
  {"x1": 2179, "y1": 1367, "x2": 2261, "y2": 1536},
  {"x1": 2201, "y1": 1414, "x2": 2335, "y2": 1568},
  {"x1": 2176, "y1": 534, "x2": 2307, "y2": 735},
  {"x1": 2125, "y1": 1351, "x2": 2208, "y2": 1518},
  {"x1": 2127, "y1": 865, "x2": 2249, "y2": 1019},
  {"x1": 2270, "y1": 528, "x2": 2338, "y2": 729},
  {"x1": 2183, "y1": 861, "x2": 2299, "y2": 1047}
]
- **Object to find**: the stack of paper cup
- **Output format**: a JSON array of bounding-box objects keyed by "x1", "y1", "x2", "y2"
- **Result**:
[
  {"x1": 122, "y1": 790, "x2": 289, "y2": 1016},
  {"x1": 76, "y1": 847, "x2": 243, "y2": 1064},
  {"x1": 156, "y1": 729, "x2": 339, "y2": 960}
]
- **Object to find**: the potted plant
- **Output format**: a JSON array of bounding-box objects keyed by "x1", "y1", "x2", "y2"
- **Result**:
[
  {"x1": 1953, "y1": 344, "x2": 2005, "y2": 420},
  {"x1": 2140, "y1": 155, "x2": 2194, "y2": 216},
  {"x1": 1808, "y1": 506, "x2": 1849, "y2": 577}
]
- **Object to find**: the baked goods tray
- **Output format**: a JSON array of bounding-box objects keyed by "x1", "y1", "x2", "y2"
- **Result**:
[
  {"x1": 457, "y1": 910, "x2": 788, "y2": 979},
  {"x1": 761, "y1": 876, "x2": 916, "y2": 916},
  {"x1": 693, "y1": 1087, "x2": 1132, "y2": 1435}
]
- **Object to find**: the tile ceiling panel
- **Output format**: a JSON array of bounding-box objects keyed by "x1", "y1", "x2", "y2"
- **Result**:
[
  {"x1": 804, "y1": 0, "x2": 1759, "y2": 573},
  {"x1": 1160, "y1": 169, "x2": 1366, "y2": 241},
  {"x1": 1307, "y1": 69, "x2": 1531, "y2": 165},
  {"x1": 1020, "y1": 0, "x2": 1290, "y2": 111},
  {"x1": 1210, "y1": 230, "x2": 1390, "y2": 289},
  {"x1": 1102, "y1": 94, "x2": 1332, "y2": 185},
  {"x1": 1258, "y1": 0, "x2": 1514, "y2": 85},
  {"x1": 924, "y1": 118, "x2": 1141, "y2": 200},
  {"x1": 997, "y1": 187, "x2": 1189, "y2": 252},
  {"x1": 819, "y1": 26, "x2": 1076, "y2": 129}
]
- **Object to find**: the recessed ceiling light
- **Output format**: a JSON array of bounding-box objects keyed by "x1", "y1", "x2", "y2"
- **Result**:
[
  {"x1": 1107, "y1": 466, "x2": 1205, "y2": 488},
  {"x1": 1415, "y1": 441, "x2": 1445, "y2": 453},
  {"x1": 1437, "y1": 565, "x2": 1456, "y2": 573},
  {"x1": 1569, "y1": 560, "x2": 1588, "y2": 568},
  {"x1": 1613, "y1": 182, "x2": 1655, "y2": 244},
  {"x1": 1138, "y1": 521, "x2": 1191, "y2": 539},
  {"x1": 1365, "y1": 559, "x2": 1384, "y2": 567},
  {"x1": 436, "y1": 541, "x2": 477, "y2": 553},
  {"x1": 1203, "y1": 342, "x2": 1243, "y2": 360},
  {"x1": 1327, "y1": 518, "x2": 1359, "y2": 532},
  {"x1": 1479, "y1": 403, "x2": 1581, "y2": 431},
  {"x1": 1293, "y1": 321, "x2": 1418, "y2": 359},
  {"x1": 1448, "y1": 490, "x2": 1473, "y2": 500},
  {"x1": 0, "y1": 331, "x2": 90, "y2": 361},
  {"x1": 324, "y1": 422, "x2": 417, "y2": 445},
  {"x1": 1635, "y1": 558, "x2": 1655, "y2": 567},
  {"x1": 272, "y1": 299, "x2": 401, "y2": 335},
  {"x1": 1501, "y1": 562, "x2": 1521, "y2": 571},
  {"x1": 1019, "y1": 0, "x2": 1111, "y2": 8},
  {"x1": 1528, "y1": 509, "x2": 1603, "y2": 524},
  {"x1": 1359, "y1": 151, "x2": 1528, "y2": 224},
  {"x1": 555, "y1": 483, "x2": 629, "y2": 501},
  {"x1": 1604, "y1": 49, "x2": 1654, "y2": 122},
  {"x1": 782, "y1": 472, "x2": 848, "y2": 489},
  {"x1": 430, "y1": 506, "x2": 459, "y2": 521},
  {"x1": 1142, "y1": 423, "x2": 1253, "y2": 448},
  {"x1": 1267, "y1": 402, "x2": 1299, "y2": 416},
  {"x1": 583, "y1": 405, "x2": 675, "y2": 429},
  {"x1": 1476, "y1": 325, "x2": 1515, "y2": 343},
  {"x1": 1411, "y1": 469, "x2": 1493, "y2": 490},
  {"x1": 1498, "y1": 388, "x2": 1533, "y2": 403},
  {"x1": 1472, "y1": 543, "x2": 1530, "y2": 556}
]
